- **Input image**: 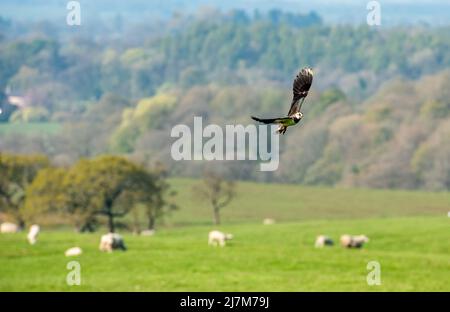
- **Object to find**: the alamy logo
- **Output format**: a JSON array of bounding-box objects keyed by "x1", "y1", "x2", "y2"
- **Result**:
[
  {"x1": 367, "y1": 1, "x2": 381, "y2": 26},
  {"x1": 170, "y1": 117, "x2": 280, "y2": 171},
  {"x1": 366, "y1": 260, "x2": 381, "y2": 286},
  {"x1": 66, "y1": 261, "x2": 81, "y2": 286},
  {"x1": 66, "y1": 1, "x2": 81, "y2": 26}
]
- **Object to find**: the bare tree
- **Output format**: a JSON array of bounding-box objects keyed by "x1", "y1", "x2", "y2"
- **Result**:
[
  {"x1": 143, "y1": 162, "x2": 178, "y2": 231},
  {"x1": 194, "y1": 170, "x2": 235, "y2": 225}
]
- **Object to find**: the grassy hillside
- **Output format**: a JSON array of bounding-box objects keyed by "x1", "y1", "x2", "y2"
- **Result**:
[
  {"x1": 165, "y1": 179, "x2": 450, "y2": 227},
  {"x1": 1, "y1": 180, "x2": 448, "y2": 291},
  {"x1": 0, "y1": 217, "x2": 448, "y2": 291}
]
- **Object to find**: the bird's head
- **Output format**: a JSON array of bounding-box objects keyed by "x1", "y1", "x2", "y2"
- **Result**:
[{"x1": 294, "y1": 112, "x2": 303, "y2": 120}]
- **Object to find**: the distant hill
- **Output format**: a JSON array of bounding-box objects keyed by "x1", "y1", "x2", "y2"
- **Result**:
[{"x1": 0, "y1": 9, "x2": 449, "y2": 191}]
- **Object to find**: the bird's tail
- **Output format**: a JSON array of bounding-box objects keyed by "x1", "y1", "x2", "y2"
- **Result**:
[
  {"x1": 251, "y1": 116, "x2": 277, "y2": 124},
  {"x1": 252, "y1": 116, "x2": 287, "y2": 135}
]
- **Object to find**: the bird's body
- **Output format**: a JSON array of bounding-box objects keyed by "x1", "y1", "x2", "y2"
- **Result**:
[
  {"x1": 251, "y1": 67, "x2": 313, "y2": 134},
  {"x1": 251, "y1": 113, "x2": 302, "y2": 134}
]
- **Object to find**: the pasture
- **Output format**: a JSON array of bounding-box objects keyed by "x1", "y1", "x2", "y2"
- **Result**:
[
  {"x1": 0, "y1": 122, "x2": 61, "y2": 135},
  {"x1": 167, "y1": 179, "x2": 450, "y2": 226},
  {"x1": 0, "y1": 180, "x2": 449, "y2": 291}
]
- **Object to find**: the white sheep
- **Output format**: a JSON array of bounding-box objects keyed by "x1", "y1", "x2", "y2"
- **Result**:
[
  {"x1": 263, "y1": 218, "x2": 275, "y2": 225},
  {"x1": 208, "y1": 230, "x2": 233, "y2": 247},
  {"x1": 27, "y1": 224, "x2": 40, "y2": 245},
  {"x1": 99, "y1": 233, "x2": 126, "y2": 252},
  {"x1": 340, "y1": 234, "x2": 353, "y2": 248},
  {"x1": 65, "y1": 247, "x2": 83, "y2": 257},
  {"x1": 0, "y1": 222, "x2": 19, "y2": 233},
  {"x1": 340, "y1": 234, "x2": 369, "y2": 248},
  {"x1": 315, "y1": 235, "x2": 334, "y2": 248},
  {"x1": 351, "y1": 235, "x2": 369, "y2": 248}
]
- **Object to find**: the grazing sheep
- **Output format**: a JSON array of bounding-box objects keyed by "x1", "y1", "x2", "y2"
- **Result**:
[
  {"x1": 208, "y1": 230, "x2": 233, "y2": 247},
  {"x1": 263, "y1": 218, "x2": 275, "y2": 225},
  {"x1": 65, "y1": 247, "x2": 83, "y2": 257},
  {"x1": 0, "y1": 222, "x2": 19, "y2": 233},
  {"x1": 340, "y1": 234, "x2": 369, "y2": 248},
  {"x1": 141, "y1": 229, "x2": 155, "y2": 236},
  {"x1": 351, "y1": 235, "x2": 369, "y2": 248},
  {"x1": 340, "y1": 234, "x2": 353, "y2": 248},
  {"x1": 315, "y1": 235, "x2": 334, "y2": 248},
  {"x1": 27, "y1": 224, "x2": 40, "y2": 245},
  {"x1": 99, "y1": 233, "x2": 127, "y2": 252}
]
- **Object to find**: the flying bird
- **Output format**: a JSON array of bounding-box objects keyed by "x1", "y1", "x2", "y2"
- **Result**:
[{"x1": 251, "y1": 67, "x2": 313, "y2": 134}]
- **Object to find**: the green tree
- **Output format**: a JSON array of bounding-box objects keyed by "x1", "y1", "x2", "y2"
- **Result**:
[
  {"x1": 110, "y1": 94, "x2": 177, "y2": 153},
  {"x1": 142, "y1": 163, "x2": 177, "y2": 231},
  {"x1": 10, "y1": 106, "x2": 50, "y2": 122},
  {"x1": 63, "y1": 155, "x2": 158, "y2": 233},
  {"x1": 0, "y1": 153, "x2": 49, "y2": 226},
  {"x1": 22, "y1": 167, "x2": 68, "y2": 224}
]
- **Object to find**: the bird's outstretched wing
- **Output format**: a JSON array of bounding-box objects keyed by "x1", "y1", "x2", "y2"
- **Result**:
[
  {"x1": 251, "y1": 116, "x2": 292, "y2": 125},
  {"x1": 287, "y1": 67, "x2": 313, "y2": 116}
]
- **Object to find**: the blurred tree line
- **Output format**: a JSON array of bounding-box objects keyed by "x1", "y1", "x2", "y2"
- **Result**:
[
  {"x1": 0, "y1": 154, "x2": 177, "y2": 232},
  {"x1": 0, "y1": 10, "x2": 449, "y2": 191},
  {"x1": 0, "y1": 9, "x2": 448, "y2": 111}
]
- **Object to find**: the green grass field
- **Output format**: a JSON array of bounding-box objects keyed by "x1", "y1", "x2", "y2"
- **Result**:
[
  {"x1": 0, "y1": 180, "x2": 449, "y2": 291},
  {"x1": 0, "y1": 122, "x2": 61, "y2": 135},
  {"x1": 166, "y1": 179, "x2": 449, "y2": 226}
]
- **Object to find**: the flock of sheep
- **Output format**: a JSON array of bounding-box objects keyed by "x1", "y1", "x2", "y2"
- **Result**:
[
  {"x1": 0, "y1": 222, "x2": 40, "y2": 245},
  {"x1": 0, "y1": 222, "x2": 127, "y2": 256},
  {"x1": 315, "y1": 234, "x2": 370, "y2": 249},
  {"x1": 0, "y1": 218, "x2": 370, "y2": 256},
  {"x1": 207, "y1": 219, "x2": 370, "y2": 249}
]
